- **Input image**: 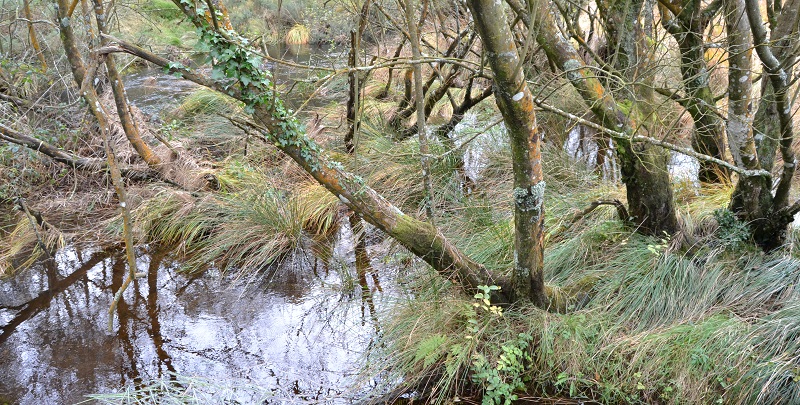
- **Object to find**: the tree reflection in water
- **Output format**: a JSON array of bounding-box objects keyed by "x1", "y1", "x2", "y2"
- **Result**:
[{"x1": 0, "y1": 222, "x2": 390, "y2": 404}]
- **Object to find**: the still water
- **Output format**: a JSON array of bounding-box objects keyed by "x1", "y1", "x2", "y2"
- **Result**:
[
  {"x1": 0, "y1": 220, "x2": 389, "y2": 404},
  {"x1": 122, "y1": 43, "x2": 345, "y2": 121}
]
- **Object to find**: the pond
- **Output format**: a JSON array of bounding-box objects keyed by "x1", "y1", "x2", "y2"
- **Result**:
[
  {"x1": 122, "y1": 43, "x2": 346, "y2": 121},
  {"x1": 0, "y1": 218, "x2": 392, "y2": 404}
]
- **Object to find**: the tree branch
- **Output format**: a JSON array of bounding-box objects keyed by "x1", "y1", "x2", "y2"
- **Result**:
[
  {"x1": 0, "y1": 123, "x2": 170, "y2": 183},
  {"x1": 99, "y1": 30, "x2": 514, "y2": 303},
  {"x1": 533, "y1": 98, "x2": 771, "y2": 178}
]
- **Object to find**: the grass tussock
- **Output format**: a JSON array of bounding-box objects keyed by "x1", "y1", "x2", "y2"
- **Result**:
[
  {"x1": 368, "y1": 221, "x2": 800, "y2": 403},
  {"x1": 285, "y1": 24, "x2": 310, "y2": 45},
  {"x1": 0, "y1": 216, "x2": 65, "y2": 278},
  {"x1": 169, "y1": 88, "x2": 242, "y2": 120},
  {"x1": 132, "y1": 161, "x2": 339, "y2": 275},
  {"x1": 346, "y1": 121, "x2": 465, "y2": 213},
  {"x1": 358, "y1": 139, "x2": 800, "y2": 404}
]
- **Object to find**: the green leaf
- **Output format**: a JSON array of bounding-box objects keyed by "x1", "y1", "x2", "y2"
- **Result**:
[{"x1": 414, "y1": 334, "x2": 447, "y2": 368}]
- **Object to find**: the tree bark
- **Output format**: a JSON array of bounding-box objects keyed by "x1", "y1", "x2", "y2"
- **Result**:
[
  {"x1": 55, "y1": 0, "x2": 87, "y2": 86},
  {"x1": 660, "y1": 0, "x2": 728, "y2": 183},
  {"x1": 467, "y1": 0, "x2": 546, "y2": 305},
  {"x1": 530, "y1": 0, "x2": 678, "y2": 236}
]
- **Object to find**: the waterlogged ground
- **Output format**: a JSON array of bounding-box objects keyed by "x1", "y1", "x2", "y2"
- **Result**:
[{"x1": 0, "y1": 221, "x2": 391, "y2": 404}]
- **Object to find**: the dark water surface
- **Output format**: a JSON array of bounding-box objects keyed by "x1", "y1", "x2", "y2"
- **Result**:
[{"x1": 0, "y1": 221, "x2": 388, "y2": 404}]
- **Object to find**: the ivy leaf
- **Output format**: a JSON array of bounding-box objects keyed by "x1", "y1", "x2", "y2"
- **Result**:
[{"x1": 210, "y1": 67, "x2": 225, "y2": 80}]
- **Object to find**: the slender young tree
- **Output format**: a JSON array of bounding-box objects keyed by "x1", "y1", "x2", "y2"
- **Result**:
[
  {"x1": 466, "y1": 0, "x2": 547, "y2": 305},
  {"x1": 92, "y1": 0, "x2": 162, "y2": 168},
  {"x1": 23, "y1": 0, "x2": 47, "y2": 71},
  {"x1": 405, "y1": 0, "x2": 436, "y2": 222}
]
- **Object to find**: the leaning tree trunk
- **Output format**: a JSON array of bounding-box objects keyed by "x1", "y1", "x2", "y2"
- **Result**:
[
  {"x1": 467, "y1": 0, "x2": 546, "y2": 306},
  {"x1": 92, "y1": 0, "x2": 162, "y2": 169},
  {"x1": 106, "y1": 0, "x2": 555, "y2": 306},
  {"x1": 109, "y1": 4, "x2": 519, "y2": 303},
  {"x1": 55, "y1": 0, "x2": 87, "y2": 85}
]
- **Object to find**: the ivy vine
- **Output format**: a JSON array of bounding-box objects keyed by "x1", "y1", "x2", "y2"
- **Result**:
[{"x1": 178, "y1": 0, "x2": 324, "y2": 171}]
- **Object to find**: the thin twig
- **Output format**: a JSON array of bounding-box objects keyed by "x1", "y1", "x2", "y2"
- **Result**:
[{"x1": 533, "y1": 98, "x2": 772, "y2": 178}]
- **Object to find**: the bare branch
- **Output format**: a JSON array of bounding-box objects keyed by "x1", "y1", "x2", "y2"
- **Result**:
[{"x1": 533, "y1": 98, "x2": 772, "y2": 178}]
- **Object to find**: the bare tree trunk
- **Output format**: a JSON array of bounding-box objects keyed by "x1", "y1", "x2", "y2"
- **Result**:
[
  {"x1": 376, "y1": 40, "x2": 405, "y2": 99},
  {"x1": 726, "y1": 0, "x2": 800, "y2": 250},
  {"x1": 660, "y1": 0, "x2": 728, "y2": 183},
  {"x1": 91, "y1": 0, "x2": 162, "y2": 169},
  {"x1": 745, "y1": 0, "x2": 799, "y2": 209},
  {"x1": 405, "y1": 0, "x2": 436, "y2": 222},
  {"x1": 395, "y1": 30, "x2": 475, "y2": 140},
  {"x1": 345, "y1": 30, "x2": 363, "y2": 154},
  {"x1": 344, "y1": 0, "x2": 372, "y2": 154},
  {"x1": 23, "y1": 0, "x2": 47, "y2": 71},
  {"x1": 725, "y1": 0, "x2": 775, "y2": 246},
  {"x1": 52, "y1": 2, "x2": 141, "y2": 326},
  {"x1": 467, "y1": 0, "x2": 546, "y2": 305},
  {"x1": 55, "y1": 0, "x2": 87, "y2": 85}
]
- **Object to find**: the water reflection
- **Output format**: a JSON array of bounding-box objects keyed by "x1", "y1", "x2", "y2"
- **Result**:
[
  {"x1": 564, "y1": 124, "x2": 620, "y2": 183},
  {"x1": 0, "y1": 222, "x2": 388, "y2": 404}
]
